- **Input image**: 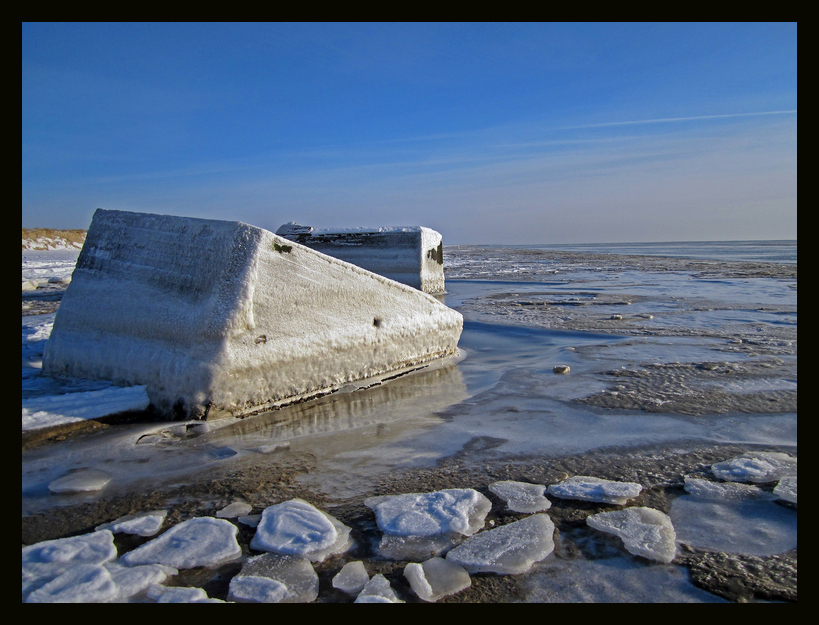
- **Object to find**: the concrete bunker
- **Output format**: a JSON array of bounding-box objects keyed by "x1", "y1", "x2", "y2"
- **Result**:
[
  {"x1": 276, "y1": 222, "x2": 446, "y2": 294},
  {"x1": 43, "y1": 209, "x2": 463, "y2": 420}
]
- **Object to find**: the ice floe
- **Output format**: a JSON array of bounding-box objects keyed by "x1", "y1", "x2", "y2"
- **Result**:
[
  {"x1": 365, "y1": 488, "x2": 491, "y2": 537},
  {"x1": 96, "y1": 510, "x2": 168, "y2": 536},
  {"x1": 404, "y1": 557, "x2": 471, "y2": 602},
  {"x1": 227, "y1": 575, "x2": 289, "y2": 603},
  {"x1": 26, "y1": 563, "x2": 117, "y2": 603},
  {"x1": 22, "y1": 529, "x2": 117, "y2": 586},
  {"x1": 710, "y1": 451, "x2": 797, "y2": 483},
  {"x1": 103, "y1": 562, "x2": 177, "y2": 602},
  {"x1": 446, "y1": 513, "x2": 556, "y2": 575},
  {"x1": 120, "y1": 517, "x2": 241, "y2": 569},
  {"x1": 586, "y1": 507, "x2": 676, "y2": 563},
  {"x1": 146, "y1": 584, "x2": 224, "y2": 603},
  {"x1": 249, "y1": 499, "x2": 352, "y2": 562},
  {"x1": 230, "y1": 553, "x2": 319, "y2": 603},
  {"x1": 217, "y1": 502, "x2": 253, "y2": 518},
  {"x1": 547, "y1": 476, "x2": 642, "y2": 505},
  {"x1": 489, "y1": 480, "x2": 551, "y2": 513},
  {"x1": 682, "y1": 476, "x2": 772, "y2": 501},
  {"x1": 332, "y1": 561, "x2": 370, "y2": 595},
  {"x1": 354, "y1": 574, "x2": 404, "y2": 603}
]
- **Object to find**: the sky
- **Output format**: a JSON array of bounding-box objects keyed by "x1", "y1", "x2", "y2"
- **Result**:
[{"x1": 22, "y1": 23, "x2": 797, "y2": 245}]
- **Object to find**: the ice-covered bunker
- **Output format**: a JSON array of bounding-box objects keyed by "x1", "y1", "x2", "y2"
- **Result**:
[
  {"x1": 276, "y1": 222, "x2": 445, "y2": 294},
  {"x1": 43, "y1": 210, "x2": 463, "y2": 420}
]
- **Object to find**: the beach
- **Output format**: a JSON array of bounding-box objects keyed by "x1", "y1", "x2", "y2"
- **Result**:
[{"x1": 22, "y1": 242, "x2": 797, "y2": 602}]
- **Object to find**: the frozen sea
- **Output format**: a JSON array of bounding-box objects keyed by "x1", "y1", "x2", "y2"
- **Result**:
[{"x1": 22, "y1": 240, "x2": 797, "y2": 603}]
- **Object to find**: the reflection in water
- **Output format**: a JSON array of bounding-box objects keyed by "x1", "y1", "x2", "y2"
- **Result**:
[{"x1": 199, "y1": 357, "x2": 468, "y2": 447}]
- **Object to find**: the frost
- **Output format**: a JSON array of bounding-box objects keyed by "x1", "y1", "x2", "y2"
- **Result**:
[
  {"x1": 710, "y1": 451, "x2": 797, "y2": 483},
  {"x1": 404, "y1": 557, "x2": 471, "y2": 602},
  {"x1": 489, "y1": 480, "x2": 551, "y2": 513},
  {"x1": 332, "y1": 561, "x2": 370, "y2": 595},
  {"x1": 547, "y1": 476, "x2": 642, "y2": 505},
  {"x1": 446, "y1": 514, "x2": 556, "y2": 575},
  {"x1": 250, "y1": 499, "x2": 352, "y2": 562},
  {"x1": 120, "y1": 517, "x2": 242, "y2": 569},
  {"x1": 586, "y1": 507, "x2": 676, "y2": 563},
  {"x1": 364, "y1": 489, "x2": 491, "y2": 537}
]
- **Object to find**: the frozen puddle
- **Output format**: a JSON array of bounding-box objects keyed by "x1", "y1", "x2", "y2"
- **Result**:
[
  {"x1": 523, "y1": 557, "x2": 729, "y2": 603},
  {"x1": 670, "y1": 476, "x2": 797, "y2": 556}
]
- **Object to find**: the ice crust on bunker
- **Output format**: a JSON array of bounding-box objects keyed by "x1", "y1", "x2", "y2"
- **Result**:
[
  {"x1": 43, "y1": 209, "x2": 463, "y2": 420},
  {"x1": 547, "y1": 476, "x2": 643, "y2": 505},
  {"x1": 586, "y1": 507, "x2": 677, "y2": 563},
  {"x1": 276, "y1": 221, "x2": 446, "y2": 294}
]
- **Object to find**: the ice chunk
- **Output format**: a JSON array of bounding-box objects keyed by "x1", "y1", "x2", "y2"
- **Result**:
[
  {"x1": 250, "y1": 499, "x2": 352, "y2": 562},
  {"x1": 228, "y1": 575, "x2": 289, "y2": 603},
  {"x1": 586, "y1": 507, "x2": 676, "y2": 563},
  {"x1": 146, "y1": 584, "x2": 224, "y2": 603},
  {"x1": 683, "y1": 476, "x2": 773, "y2": 502},
  {"x1": 104, "y1": 562, "x2": 176, "y2": 603},
  {"x1": 48, "y1": 468, "x2": 112, "y2": 494},
  {"x1": 404, "y1": 557, "x2": 471, "y2": 602},
  {"x1": 364, "y1": 489, "x2": 491, "y2": 537},
  {"x1": 22, "y1": 529, "x2": 117, "y2": 584},
  {"x1": 232, "y1": 553, "x2": 319, "y2": 603},
  {"x1": 44, "y1": 209, "x2": 462, "y2": 420},
  {"x1": 26, "y1": 564, "x2": 117, "y2": 603},
  {"x1": 332, "y1": 561, "x2": 370, "y2": 595},
  {"x1": 374, "y1": 533, "x2": 460, "y2": 561},
  {"x1": 354, "y1": 574, "x2": 404, "y2": 603},
  {"x1": 547, "y1": 476, "x2": 642, "y2": 505},
  {"x1": 446, "y1": 514, "x2": 556, "y2": 575},
  {"x1": 489, "y1": 480, "x2": 551, "y2": 513},
  {"x1": 774, "y1": 474, "x2": 797, "y2": 503},
  {"x1": 710, "y1": 451, "x2": 797, "y2": 483},
  {"x1": 120, "y1": 517, "x2": 241, "y2": 569},
  {"x1": 216, "y1": 502, "x2": 253, "y2": 518},
  {"x1": 96, "y1": 510, "x2": 168, "y2": 536}
]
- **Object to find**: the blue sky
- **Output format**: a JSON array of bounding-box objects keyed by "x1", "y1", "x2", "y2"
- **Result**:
[{"x1": 22, "y1": 23, "x2": 797, "y2": 244}]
